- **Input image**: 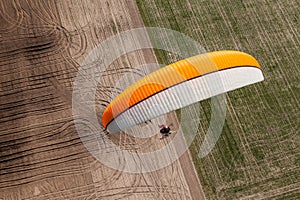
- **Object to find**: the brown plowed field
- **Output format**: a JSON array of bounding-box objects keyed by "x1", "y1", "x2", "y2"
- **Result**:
[{"x1": 0, "y1": 0, "x2": 204, "y2": 199}]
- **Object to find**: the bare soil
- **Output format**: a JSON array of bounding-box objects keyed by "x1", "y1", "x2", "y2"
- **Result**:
[{"x1": 0, "y1": 0, "x2": 205, "y2": 199}]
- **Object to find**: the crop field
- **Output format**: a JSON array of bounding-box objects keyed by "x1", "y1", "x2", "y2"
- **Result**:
[
  {"x1": 1, "y1": 0, "x2": 299, "y2": 199},
  {"x1": 137, "y1": 0, "x2": 299, "y2": 199}
]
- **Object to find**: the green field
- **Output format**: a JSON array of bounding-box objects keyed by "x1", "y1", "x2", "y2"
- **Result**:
[{"x1": 137, "y1": 0, "x2": 299, "y2": 199}]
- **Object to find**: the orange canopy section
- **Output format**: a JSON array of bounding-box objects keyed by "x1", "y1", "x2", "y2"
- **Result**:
[{"x1": 102, "y1": 50, "x2": 260, "y2": 129}]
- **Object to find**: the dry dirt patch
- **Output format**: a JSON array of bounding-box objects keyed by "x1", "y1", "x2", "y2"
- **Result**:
[{"x1": 0, "y1": 0, "x2": 205, "y2": 199}]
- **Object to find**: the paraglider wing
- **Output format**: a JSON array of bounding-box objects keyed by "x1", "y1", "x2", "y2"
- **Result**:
[{"x1": 102, "y1": 50, "x2": 264, "y2": 133}]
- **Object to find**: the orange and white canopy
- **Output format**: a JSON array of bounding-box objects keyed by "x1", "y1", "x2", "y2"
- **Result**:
[{"x1": 102, "y1": 50, "x2": 264, "y2": 133}]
